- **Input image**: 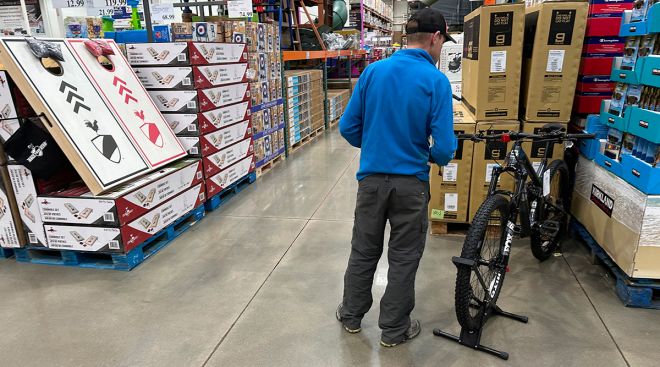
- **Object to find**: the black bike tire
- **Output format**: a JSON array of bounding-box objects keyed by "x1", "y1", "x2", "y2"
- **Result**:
[
  {"x1": 530, "y1": 159, "x2": 570, "y2": 261},
  {"x1": 455, "y1": 194, "x2": 510, "y2": 331}
]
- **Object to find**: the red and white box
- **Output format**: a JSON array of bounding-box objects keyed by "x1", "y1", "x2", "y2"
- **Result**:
[
  {"x1": 579, "y1": 56, "x2": 615, "y2": 75},
  {"x1": 205, "y1": 155, "x2": 255, "y2": 197},
  {"x1": 44, "y1": 183, "x2": 205, "y2": 253},
  {"x1": 38, "y1": 159, "x2": 203, "y2": 227},
  {"x1": 188, "y1": 42, "x2": 248, "y2": 65},
  {"x1": 148, "y1": 90, "x2": 198, "y2": 113},
  {"x1": 7, "y1": 165, "x2": 47, "y2": 247},
  {"x1": 203, "y1": 137, "x2": 254, "y2": 177},
  {"x1": 200, "y1": 120, "x2": 252, "y2": 156},
  {"x1": 576, "y1": 75, "x2": 615, "y2": 94},
  {"x1": 197, "y1": 82, "x2": 250, "y2": 112},
  {"x1": 133, "y1": 66, "x2": 194, "y2": 90},
  {"x1": 0, "y1": 180, "x2": 23, "y2": 248},
  {"x1": 199, "y1": 101, "x2": 251, "y2": 134},
  {"x1": 589, "y1": 0, "x2": 634, "y2": 17},
  {"x1": 177, "y1": 136, "x2": 201, "y2": 156},
  {"x1": 586, "y1": 17, "x2": 624, "y2": 37},
  {"x1": 162, "y1": 113, "x2": 199, "y2": 136},
  {"x1": 582, "y1": 36, "x2": 625, "y2": 56},
  {"x1": 193, "y1": 63, "x2": 253, "y2": 88}
]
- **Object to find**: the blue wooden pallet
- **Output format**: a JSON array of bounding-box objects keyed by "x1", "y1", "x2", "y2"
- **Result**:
[
  {"x1": 14, "y1": 205, "x2": 206, "y2": 271},
  {"x1": 205, "y1": 171, "x2": 256, "y2": 212},
  {"x1": 1, "y1": 247, "x2": 14, "y2": 259},
  {"x1": 571, "y1": 220, "x2": 660, "y2": 309}
]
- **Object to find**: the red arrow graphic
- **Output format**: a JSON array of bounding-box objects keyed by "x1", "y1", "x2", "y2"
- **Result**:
[{"x1": 112, "y1": 76, "x2": 126, "y2": 86}]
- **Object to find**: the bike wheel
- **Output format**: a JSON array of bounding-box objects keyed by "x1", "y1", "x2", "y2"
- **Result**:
[
  {"x1": 455, "y1": 194, "x2": 510, "y2": 331},
  {"x1": 530, "y1": 160, "x2": 570, "y2": 261}
]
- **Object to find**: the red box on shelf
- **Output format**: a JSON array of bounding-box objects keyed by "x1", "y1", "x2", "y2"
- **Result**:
[
  {"x1": 576, "y1": 75, "x2": 615, "y2": 94},
  {"x1": 589, "y1": 0, "x2": 634, "y2": 17},
  {"x1": 583, "y1": 36, "x2": 625, "y2": 56},
  {"x1": 573, "y1": 93, "x2": 609, "y2": 114},
  {"x1": 200, "y1": 119, "x2": 252, "y2": 157},
  {"x1": 586, "y1": 17, "x2": 623, "y2": 37},
  {"x1": 197, "y1": 83, "x2": 250, "y2": 112},
  {"x1": 205, "y1": 155, "x2": 256, "y2": 197},
  {"x1": 198, "y1": 101, "x2": 251, "y2": 134},
  {"x1": 579, "y1": 56, "x2": 615, "y2": 75},
  {"x1": 202, "y1": 137, "x2": 254, "y2": 178}
]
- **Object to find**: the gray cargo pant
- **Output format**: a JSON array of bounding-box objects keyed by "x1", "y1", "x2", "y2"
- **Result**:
[{"x1": 340, "y1": 174, "x2": 429, "y2": 344}]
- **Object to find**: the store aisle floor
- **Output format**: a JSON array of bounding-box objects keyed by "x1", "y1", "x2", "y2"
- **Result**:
[{"x1": 1, "y1": 128, "x2": 658, "y2": 367}]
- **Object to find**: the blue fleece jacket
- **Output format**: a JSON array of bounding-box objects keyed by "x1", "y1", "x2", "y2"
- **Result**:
[{"x1": 339, "y1": 48, "x2": 457, "y2": 181}]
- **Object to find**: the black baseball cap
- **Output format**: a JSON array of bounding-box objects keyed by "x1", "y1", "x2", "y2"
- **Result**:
[{"x1": 406, "y1": 8, "x2": 456, "y2": 44}]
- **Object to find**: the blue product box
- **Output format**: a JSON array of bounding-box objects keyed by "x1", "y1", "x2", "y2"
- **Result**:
[
  {"x1": 153, "y1": 25, "x2": 171, "y2": 43},
  {"x1": 600, "y1": 100, "x2": 630, "y2": 132},
  {"x1": 610, "y1": 56, "x2": 644, "y2": 84},
  {"x1": 586, "y1": 114, "x2": 611, "y2": 138},
  {"x1": 579, "y1": 137, "x2": 602, "y2": 159},
  {"x1": 620, "y1": 154, "x2": 660, "y2": 194},
  {"x1": 595, "y1": 151, "x2": 625, "y2": 176},
  {"x1": 640, "y1": 55, "x2": 660, "y2": 88},
  {"x1": 627, "y1": 107, "x2": 660, "y2": 144}
]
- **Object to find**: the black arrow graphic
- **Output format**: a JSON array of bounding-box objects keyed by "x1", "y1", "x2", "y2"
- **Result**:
[{"x1": 59, "y1": 81, "x2": 90, "y2": 114}]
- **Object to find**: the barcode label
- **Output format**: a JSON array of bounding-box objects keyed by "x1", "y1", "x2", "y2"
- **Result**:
[
  {"x1": 103, "y1": 213, "x2": 115, "y2": 222},
  {"x1": 177, "y1": 54, "x2": 186, "y2": 61},
  {"x1": 187, "y1": 124, "x2": 197, "y2": 131},
  {"x1": 108, "y1": 240, "x2": 120, "y2": 250},
  {"x1": 187, "y1": 101, "x2": 197, "y2": 108},
  {"x1": 190, "y1": 147, "x2": 199, "y2": 154},
  {"x1": 444, "y1": 193, "x2": 458, "y2": 212},
  {"x1": 196, "y1": 171, "x2": 203, "y2": 180},
  {"x1": 28, "y1": 233, "x2": 37, "y2": 244},
  {"x1": 182, "y1": 77, "x2": 191, "y2": 86}
]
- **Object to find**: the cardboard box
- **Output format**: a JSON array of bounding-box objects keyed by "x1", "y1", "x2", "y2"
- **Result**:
[
  {"x1": 125, "y1": 42, "x2": 248, "y2": 66},
  {"x1": 0, "y1": 71, "x2": 20, "y2": 143},
  {"x1": 148, "y1": 90, "x2": 198, "y2": 113},
  {"x1": 200, "y1": 119, "x2": 252, "y2": 156},
  {"x1": 133, "y1": 67, "x2": 194, "y2": 90},
  {"x1": 197, "y1": 83, "x2": 250, "y2": 112},
  {"x1": 171, "y1": 23, "x2": 194, "y2": 41},
  {"x1": 429, "y1": 115, "x2": 475, "y2": 223},
  {"x1": 202, "y1": 137, "x2": 254, "y2": 177},
  {"x1": 192, "y1": 22, "x2": 224, "y2": 42},
  {"x1": 205, "y1": 155, "x2": 256, "y2": 197},
  {"x1": 520, "y1": 121, "x2": 566, "y2": 172},
  {"x1": 193, "y1": 63, "x2": 252, "y2": 89},
  {"x1": 521, "y1": 1, "x2": 588, "y2": 122},
  {"x1": 469, "y1": 120, "x2": 520, "y2": 221},
  {"x1": 585, "y1": 16, "x2": 624, "y2": 37},
  {"x1": 198, "y1": 101, "x2": 252, "y2": 134},
  {"x1": 579, "y1": 56, "x2": 615, "y2": 75},
  {"x1": 582, "y1": 36, "x2": 625, "y2": 56},
  {"x1": 37, "y1": 159, "x2": 203, "y2": 227},
  {"x1": 7, "y1": 165, "x2": 46, "y2": 247},
  {"x1": 45, "y1": 183, "x2": 205, "y2": 253},
  {"x1": 162, "y1": 113, "x2": 199, "y2": 136},
  {"x1": 576, "y1": 75, "x2": 615, "y2": 93},
  {"x1": 571, "y1": 156, "x2": 660, "y2": 279},
  {"x1": 574, "y1": 92, "x2": 608, "y2": 114},
  {"x1": 462, "y1": 3, "x2": 525, "y2": 121},
  {"x1": 439, "y1": 32, "x2": 464, "y2": 82},
  {"x1": 588, "y1": 0, "x2": 634, "y2": 17},
  {"x1": 178, "y1": 136, "x2": 201, "y2": 157},
  {"x1": 0, "y1": 177, "x2": 23, "y2": 248}
]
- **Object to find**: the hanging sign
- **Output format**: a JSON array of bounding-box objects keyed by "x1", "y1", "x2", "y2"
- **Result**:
[
  {"x1": 52, "y1": 0, "x2": 86, "y2": 8},
  {"x1": 227, "y1": 0, "x2": 253, "y2": 18}
]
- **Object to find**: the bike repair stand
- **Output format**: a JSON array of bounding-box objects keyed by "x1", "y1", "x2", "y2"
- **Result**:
[{"x1": 433, "y1": 258, "x2": 529, "y2": 360}]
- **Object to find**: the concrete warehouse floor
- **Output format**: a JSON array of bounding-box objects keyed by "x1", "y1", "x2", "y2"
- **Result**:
[{"x1": 0, "y1": 129, "x2": 658, "y2": 367}]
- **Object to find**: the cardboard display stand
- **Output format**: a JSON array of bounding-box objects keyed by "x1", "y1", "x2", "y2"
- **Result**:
[{"x1": 0, "y1": 38, "x2": 186, "y2": 194}]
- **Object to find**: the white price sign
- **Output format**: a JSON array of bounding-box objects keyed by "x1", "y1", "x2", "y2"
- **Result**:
[
  {"x1": 92, "y1": 0, "x2": 126, "y2": 7},
  {"x1": 227, "y1": 0, "x2": 253, "y2": 18},
  {"x1": 53, "y1": 0, "x2": 86, "y2": 8},
  {"x1": 150, "y1": 3, "x2": 179, "y2": 23},
  {"x1": 86, "y1": 6, "x2": 122, "y2": 16}
]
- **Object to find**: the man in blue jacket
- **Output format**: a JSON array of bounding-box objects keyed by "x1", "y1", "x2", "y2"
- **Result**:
[{"x1": 336, "y1": 8, "x2": 457, "y2": 347}]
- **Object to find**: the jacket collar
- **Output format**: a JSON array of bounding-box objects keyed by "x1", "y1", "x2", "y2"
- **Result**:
[{"x1": 393, "y1": 48, "x2": 435, "y2": 65}]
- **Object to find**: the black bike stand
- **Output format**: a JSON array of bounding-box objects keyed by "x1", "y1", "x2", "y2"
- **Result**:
[{"x1": 433, "y1": 305, "x2": 529, "y2": 360}]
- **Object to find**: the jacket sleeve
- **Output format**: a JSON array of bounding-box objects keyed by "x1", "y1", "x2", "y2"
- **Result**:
[
  {"x1": 339, "y1": 76, "x2": 364, "y2": 148},
  {"x1": 429, "y1": 79, "x2": 457, "y2": 166}
]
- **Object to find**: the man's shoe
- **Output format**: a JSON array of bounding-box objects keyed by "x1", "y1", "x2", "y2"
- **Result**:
[
  {"x1": 336, "y1": 303, "x2": 361, "y2": 333},
  {"x1": 380, "y1": 319, "x2": 421, "y2": 347}
]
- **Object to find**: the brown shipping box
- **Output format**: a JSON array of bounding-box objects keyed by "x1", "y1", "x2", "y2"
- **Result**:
[
  {"x1": 520, "y1": 121, "x2": 566, "y2": 171},
  {"x1": 469, "y1": 120, "x2": 520, "y2": 221},
  {"x1": 571, "y1": 156, "x2": 660, "y2": 279},
  {"x1": 521, "y1": 2, "x2": 588, "y2": 122},
  {"x1": 462, "y1": 3, "x2": 525, "y2": 121},
  {"x1": 429, "y1": 107, "x2": 476, "y2": 223}
]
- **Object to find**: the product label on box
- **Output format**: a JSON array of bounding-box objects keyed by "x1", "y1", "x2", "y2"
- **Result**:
[
  {"x1": 197, "y1": 83, "x2": 250, "y2": 112},
  {"x1": 548, "y1": 10, "x2": 576, "y2": 45},
  {"x1": 8, "y1": 165, "x2": 46, "y2": 246},
  {"x1": 45, "y1": 225, "x2": 122, "y2": 252},
  {"x1": 39, "y1": 197, "x2": 117, "y2": 226},
  {"x1": 163, "y1": 113, "x2": 198, "y2": 135},
  {"x1": 200, "y1": 120, "x2": 251, "y2": 155},
  {"x1": 125, "y1": 43, "x2": 189, "y2": 66},
  {"x1": 203, "y1": 137, "x2": 253, "y2": 177},
  {"x1": 148, "y1": 90, "x2": 198, "y2": 113},
  {"x1": 193, "y1": 63, "x2": 251, "y2": 88},
  {"x1": 0, "y1": 185, "x2": 21, "y2": 248},
  {"x1": 444, "y1": 193, "x2": 458, "y2": 212},
  {"x1": 590, "y1": 184, "x2": 614, "y2": 217},
  {"x1": 546, "y1": 50, "x2": 565, "y2": 72},
  {"x1": 199, "y1": 101, "x2": 251, "y2": 133},
  {"x1": 206, "y1": 155, "x2": 255, "y2": 195},
  {"x1": 133, "y1": 67, "x2": 193, "y2": 89},
  {"x1": 442, "y1": 163, "x2": 458, "y2": 182},
  {"x1": 490, "y1": 50, "x2": 507, "y2": 73},
  {"x1": 189, "y1": 43, "x2": 248, "y2": 65},
  {"x1": 178, "y1": 136, "x2": 200, "y2": 156},
  {"x1": 0, "y1": 71, "x2": 19, "y2": 143}
]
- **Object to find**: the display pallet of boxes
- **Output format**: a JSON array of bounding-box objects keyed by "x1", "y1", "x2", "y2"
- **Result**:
[
  {"x1": 284, "y1": 69, "x2": 326, "y2": 154},
  {"x1": 326, "y1": 89, "x2": 350, "y2": 126},
  {"x1": 571, "y1": 2, "x2": 660, "y2": 293}
]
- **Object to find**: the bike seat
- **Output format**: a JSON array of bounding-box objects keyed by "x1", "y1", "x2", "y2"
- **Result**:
[{"x1": 540, "y1": 123, "x2": 565, "y2": 133}]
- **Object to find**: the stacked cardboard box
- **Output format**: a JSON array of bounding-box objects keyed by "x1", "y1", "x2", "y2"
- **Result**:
[
  {"x1": 284, "y1": 70, "x2": 326, "y2": 148},
  {"x1": 574, "y1": 0, "x2": 634, "y2": 114},
  {"x1": 326, "y1": 89, "x2": 350, "y2": 123},
  {"x1": 126, "y1": 40, "x2": 256, "y2": 199},
  {"x1": 438, "y1": 33, "x2": 463, "y2": 98}
]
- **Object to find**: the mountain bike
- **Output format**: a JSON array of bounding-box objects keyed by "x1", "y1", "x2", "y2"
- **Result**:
[{"x1": 433, "y1": 123, "x2": 595, "y2": 360}]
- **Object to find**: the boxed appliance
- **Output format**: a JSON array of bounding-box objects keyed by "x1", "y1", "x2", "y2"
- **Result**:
[
  {"x1": 462, "y1": 2, "x2": 525, "y2": 121},
  {"x1": 521, "y1": 1, "x2": 588, "y2": 122},
  {"x1": 125, "y1": 42, "x2": 248, "y2": 66},
  {"x1": 205, "y1": 155, "x2": 256, "y2": 197},
  {"x1": 469, "y1": 120, "x2": 520, "y2": 221},
  {"x1": 0, "y1": 177, "x2": 23, "y2": 248},
  {"x1": 178, "y1": 136, "x2": 201, "y2": 157},
  {"x1": 200, "y1": 119, "x2": 252, "y2": 156},
  {"x1": 202, "y1": 137, "x2": 254, "y2": 177},
  {"x1": 162, "y1": 113, "x2": 199, "y2": 136},
  {"x1": 45, "y1": 183, "x2": 205, "y2": 253},
  {"x1": 571, "y1": 156, "x2": 660, "y2": 279},
  {"x1": 7, "y1": 165, "x2": 46, "y2": 247},
  {"x1": 198, "y1": 101, "x2": 252, "y2": 134},
  {"x1": 148, "y1": 90, "x2": 198, "y2": 113},
  {"x1": 133, "y1": 67, "x2": 194, "y2": 90},
  {"x1": 37, "y1": 159, "x2": 203, "y2": 227},
  {"x1": 192, "y1": 63, "x2": 252, "y2": 89},
  {"x1": 439, "y1": 33, "x2": 464, "y2": 82},
  {"x1": 197, "y1": 82, "x2": 250, "y2": 112},
  {"x1": 428, "y1": 106, "x2": 476, "y2": 223}
]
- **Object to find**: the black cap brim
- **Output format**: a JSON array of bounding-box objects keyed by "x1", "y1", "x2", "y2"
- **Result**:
[{"x1": 443, "y1": 33, "x2": 457, "y2": 44}]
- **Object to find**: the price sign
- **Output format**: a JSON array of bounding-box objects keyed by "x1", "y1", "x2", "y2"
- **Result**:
[
  {"x1": 227, "y1": 0, "x2": 253, "y2": 18},
  {"x1": 92, "y1": 0, "x2": 126, "y2": 8},
  {"x1": 86, "y1": 6, "x2": 121, "y2": 16},
  {"x1": 150, "y1": 3, "x2": 179, "y2": 24},
  {"x1": 53, "y1": 0, "x2": 86, "y2": 8}
]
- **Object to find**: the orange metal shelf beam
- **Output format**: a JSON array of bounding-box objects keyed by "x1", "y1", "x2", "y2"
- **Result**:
[{"x1": 282, "y1": 50, "x2": 367, "y2": 61}]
